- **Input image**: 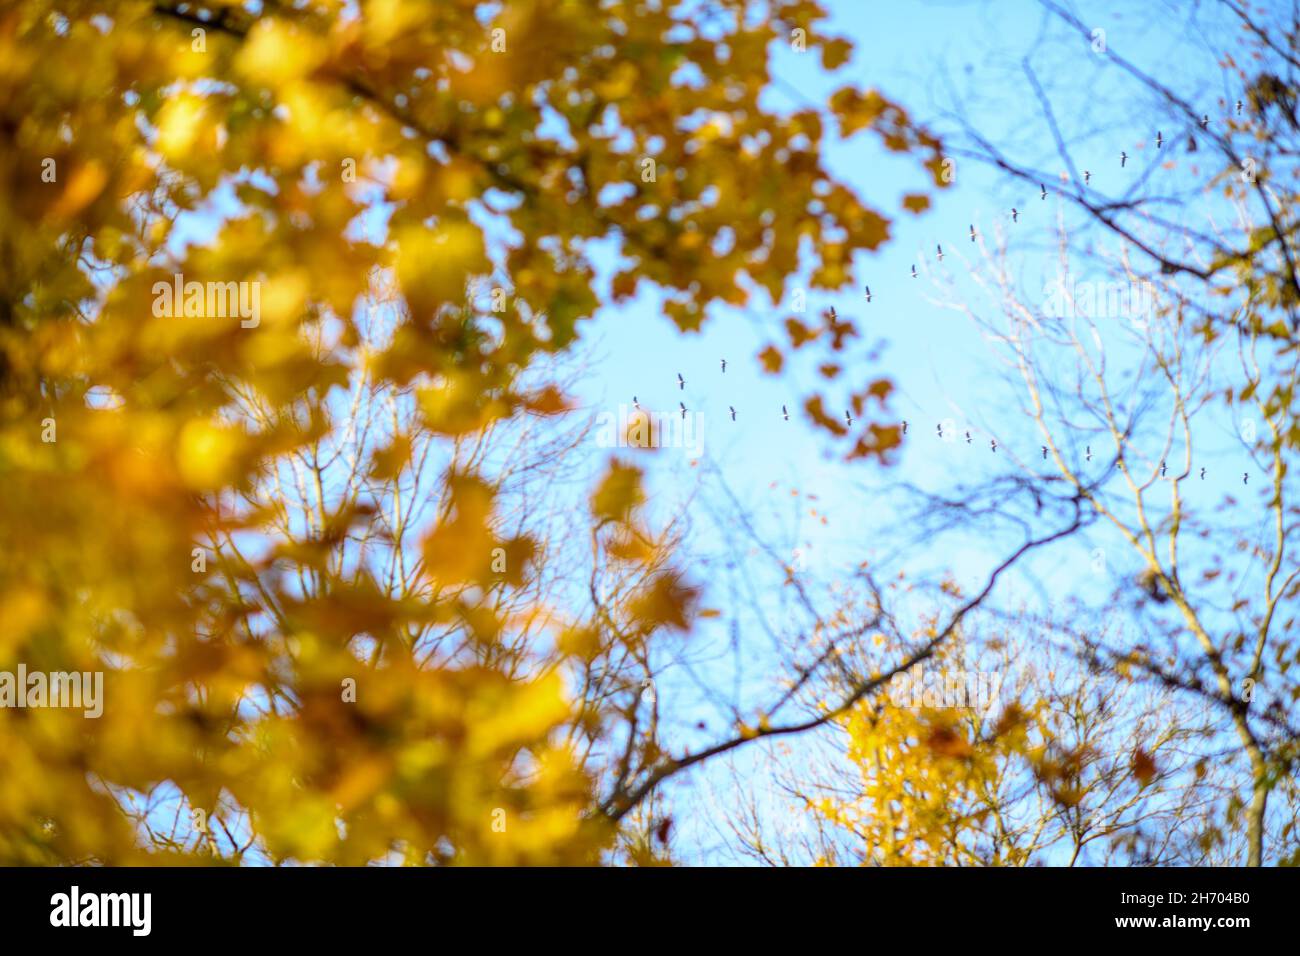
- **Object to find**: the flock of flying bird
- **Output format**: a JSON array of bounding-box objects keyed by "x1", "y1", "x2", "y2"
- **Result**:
[
  {"x1": 633, "y1": 107, "x2": 1258, "y2": 488},
  {"x1": 642, "y1": 365, "x2": 1252, "y2": 486}
]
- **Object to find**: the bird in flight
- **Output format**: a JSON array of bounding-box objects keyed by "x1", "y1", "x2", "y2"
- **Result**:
[
  {"x1": 911, "y1": 264, "x2": 918, "y2": 279},
  {"x1": 1200, "y1": 114, "x2": 1210, "y2": 129},
  {"x1": 1243, "y1": 472, "x2": 1249, "y2": 485},
  {"x1": 1200, "y1": 467, "x2": 1206, "y2": 480},
  {"x1": 677, "y1": 372, "x2": 685, "y2": 390},
  {"x1": 782, "y1": 405, "x2": 789, "y2": 421},
  {"x1": 729, "y1": 406, "x2": 736, "y2": 421},
  {"x1": 1121, "y1": 150, "x2": 1128, "y2": 167},
  {"x1": 1086, "y1": 445, "x2": 1093, "y2": 462},
  {"x1": 969, "y1": 224, "x2": 976, "y2": 242},
  {"x1": 720, "y1": 358, "x2": 726, "y2": 374},
  {"x1": 844, "y1": 410, "x2": 853, "y2": 427},
  {"x1": 1011, "y1": 207, "x2": 1019, "y2": 223},
  {"x1": 1084, "y1": 169, "x2": 1091, "y2": 185},
  {"x1": 1236, "y1": 99, "x2": 1243, "y2": 115},
  {"x1": 1041, "y1": 445, "x2": 1048, "y2": 460},
  {"x1": 678, "y1": 401, "x2": 687, "y2": 419},
  {"x1": 1040, "y1": 183, "x2": 1047, "y2": 200},
  {"x1": 633, "y1": 395, "x2": 640, "y2": 410},
  {"x1": 936, "y1": 244, "x2": 944, "y2": 261},
  {"x1": 1160, "y1": 460, "x2": 1167, "y2": 477},
  {"x1": 1156, "y1": 130, "x2": 1163, "y2": 149},
  {"x1": 864, "y1": 285, "x2": 872, "y2": 303},
  {"x1": 902, "y1": 420, "x2": 908, "y2": 435},
  {"x1": 965, "y1": 430, "x2": 972, "y2": 444},
  {"x1": 990, "y1": 438, "x2": 997, "y2": 453}
]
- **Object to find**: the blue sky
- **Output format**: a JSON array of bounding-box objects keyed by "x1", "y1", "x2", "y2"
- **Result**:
[{"x1": 572, "y1": 0, "x2": 1248, "y2": 608}]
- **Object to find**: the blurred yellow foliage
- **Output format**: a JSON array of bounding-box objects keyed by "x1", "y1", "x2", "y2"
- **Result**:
[{"x1": 0, "y1": 0, "x2": 931, "y2": 865}]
